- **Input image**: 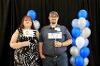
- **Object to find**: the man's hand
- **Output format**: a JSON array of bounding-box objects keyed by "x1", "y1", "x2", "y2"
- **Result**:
[
  {"x1": 54, "y1": 41, "x2": 62, "y2": 47},
  {"x1": 40, "y1": 54, "x2": 46, "y2": 59}
]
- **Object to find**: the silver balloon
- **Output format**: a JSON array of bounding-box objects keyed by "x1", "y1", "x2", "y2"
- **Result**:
[
  {"x1": 81, "y1": 27, "x2": 91, "y2": 38},
  {"x1": 33, "y1": 20, "x2": 40, "y2": 30},
  {"x1": 70, "y1": 56, "x2": 76, "y2": 66},
  {"x1": 70, "y1": 46, "x2": 79, "y2": 56},
  {"x1": 72, "y1": 19, "x2": 78, "y2": 28},
  {"x1": 77, "y1": 17, "x2": 86, "y2": 29},
  {"x1": 84, "y1": 39, "x2": 89, "y2": 47},
  {"x1": 76, "y1": 36, "x2": 85, "y2": 49},
  {"x1": 84, "y1": 57, "x2": 89, "y2": 66}
]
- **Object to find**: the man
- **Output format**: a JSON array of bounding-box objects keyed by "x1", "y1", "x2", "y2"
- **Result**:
[{"x1": 39, "y1": 11, "x2": 72, "y2": 66}]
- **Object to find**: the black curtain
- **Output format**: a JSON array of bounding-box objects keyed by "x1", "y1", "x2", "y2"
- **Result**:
[
  {"x1": 0, "y1": 0, "x2": 100, "y2": 66},
  {"x1": 0, "y1": 0, "x2": 11, "y2": 65}
]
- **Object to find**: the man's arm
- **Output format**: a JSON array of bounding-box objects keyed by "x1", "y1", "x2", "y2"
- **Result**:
[
  {"x1": 62, "y1": 39, "x2": 72, "y2": 46},
  {"x1": 54, "y1": 39, "x2": 72, "y2": 47},
  {"x1": 39, "y1": 42, "x2": 46, "y2": 59},
  {"x1": 54, "y1": 26, "x2": 72, "y2": 47}
]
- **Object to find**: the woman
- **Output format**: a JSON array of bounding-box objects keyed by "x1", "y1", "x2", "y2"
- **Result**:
[{"x1": 10, "y1": 16, "x2": 41, "y2": 66}]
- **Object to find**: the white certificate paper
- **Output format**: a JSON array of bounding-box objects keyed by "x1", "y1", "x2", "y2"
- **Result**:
[{"x1": 48, "y1": 32, "x2": 62, "y2": 39}]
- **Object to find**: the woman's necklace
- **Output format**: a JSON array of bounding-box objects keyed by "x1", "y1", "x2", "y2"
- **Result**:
[{"x1": 23, "y1": 29, "x2": 34, "y2": 37}]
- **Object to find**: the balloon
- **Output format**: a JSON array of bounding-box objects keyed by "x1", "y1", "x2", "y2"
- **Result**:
[
  {"x1": 72, "y1": 19, "x2": 78, "y2": 28},
  {"x1": 75, "y1": 56, "x2": 84, "y2": 66},
  {"x1": 71, "y1": 28, "x2": 81, "y2": 38},
  {"x1": 77, "y1": 17, "x2": 86, "y2": 29},
  {"x1": 33, "y1": 20, "x2": 40, "y2": 30},
  {"x1": 81, "y1": 27, "x2": 91, "y2": 38},
  {"x1": 84, "y1": 39, "x2": 89, "y2": 47},
  {"x1": 70, "y1": 46, "x2": 79, "y2": 56},
  {"x1": 84, "y1": 58, "x2": 89, "y2": 66},
  {"x1": 70, "y1": 56, "x2": 76, "y2": 66},
  {"x1": 27, "y1": 10, "x2": 37, "y2": 20},
  {"x1": 80, "y1": 47, "x2": 90, "y2": 58},
  {"x1": 78, "y1": 9, "x2": 88, "y2": 18},
  {"x1": 72, "y1": 38, "x2": 76, "y2": 46},
  {"x1": 86, "y1": 20, "x2": 90, "y2": 27},
  {"x1": 76, "y1": 36, "x2": 85, "y2": 49}
]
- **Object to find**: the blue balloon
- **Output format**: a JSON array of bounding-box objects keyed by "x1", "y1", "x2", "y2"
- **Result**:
[
  {"x1": 72, "y1": 38, "x2": 76, "y2": 46},
  {"x1": 27, "y1": 10, "x2": 37, "y2": 20},
  {"x1": 75, "y1": 56, "x2": 84, "y2": 66},
  {"x1": 78, "y1": 9, "x2": 88, "y2": 18},
  {"x1": 80, "y1": 47, "x2": 90, "y2": 58},
  {"x1": 86, "y1": 20, "x2": 90, "y2": 27},
  {"x1": 71, "y1": 28, "x2": 81, "y2": 38}
]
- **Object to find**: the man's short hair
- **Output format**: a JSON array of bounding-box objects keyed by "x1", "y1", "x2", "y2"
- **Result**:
[{"x1": 49, "y1": 11, "x2": 59, "y2": 17}]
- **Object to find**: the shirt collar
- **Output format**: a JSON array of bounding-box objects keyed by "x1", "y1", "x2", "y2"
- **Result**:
[{"x1": 48, "y1": 24, "x2": 60, "y2": 29}]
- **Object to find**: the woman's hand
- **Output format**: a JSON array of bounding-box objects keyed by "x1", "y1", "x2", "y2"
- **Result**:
[{"x1": 22, "y1": 41, "x2": 30, "y2": 46}]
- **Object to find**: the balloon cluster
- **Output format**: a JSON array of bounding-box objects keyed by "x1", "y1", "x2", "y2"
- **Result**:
[
  {"x1": 70, "y1": 9, "x2": 91, "y2": 66},
  {"x1": 27, "y1": 10, "x2": 40, "y2": 30}
]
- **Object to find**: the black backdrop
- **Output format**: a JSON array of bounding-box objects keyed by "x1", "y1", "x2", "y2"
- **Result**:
[{"x1": 0, "y1": 0, "x2": 100, "y2": 66}]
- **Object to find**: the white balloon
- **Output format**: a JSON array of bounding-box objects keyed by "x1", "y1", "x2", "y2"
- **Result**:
[
  {"x1": 84, "y1": 58, "x2": 89, "y2": 66},
  {"x1": 70, "y1": 46, "x2": 79, "y2": 56},
  {"x1": 78, "y1": 17, "x2": 86, "y2": 29},
  {"x1": 72, "y1": 19, "x2": 78, "y2": 28},
  {"x1": 81, "y1": 28, "x2": 91, "y2": 38},
  {"x1": 84, "y1": 39, "x2": 89, "y2": 47},
  {"x1": 76, "y1": 36, "x2": 85, "y2": 49},
  {"x1": 70, "y1": 56, "x2": 76, "y2": 66},
  {"x1": 33, "y1": 20, "x2": 40, "y2": 30}
]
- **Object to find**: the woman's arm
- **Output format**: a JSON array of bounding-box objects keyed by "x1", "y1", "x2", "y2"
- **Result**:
[{"x1": 10, "y1": 29, "x2": 30, "y2": 49}]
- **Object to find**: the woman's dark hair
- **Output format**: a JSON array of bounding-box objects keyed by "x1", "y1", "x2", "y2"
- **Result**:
[{"x1": 19, "y1": 16, "x2": 34, "y2": 30}]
